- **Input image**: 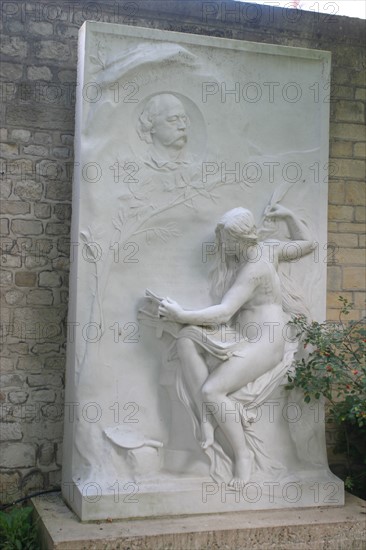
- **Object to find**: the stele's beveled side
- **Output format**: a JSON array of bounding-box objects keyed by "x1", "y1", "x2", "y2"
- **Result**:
[{"x1": 63, "y1": 21, "x2": 342, "y2": 521}]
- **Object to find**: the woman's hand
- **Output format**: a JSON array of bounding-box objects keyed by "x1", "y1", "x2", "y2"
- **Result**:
[
  {"x1": 158, "y1": 298, "x2": 185, "y2": 322},
  {"x1": 265, "y1": 204, "x2": 292, "y2": 220}
]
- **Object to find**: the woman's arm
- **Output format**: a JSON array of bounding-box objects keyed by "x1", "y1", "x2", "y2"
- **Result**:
[
  {"x1": 158, "y1": 267, "x2": 258, "y2": 325},
  {"x1": 265, "y1": 204, "x2": 315, "y2": 261}
]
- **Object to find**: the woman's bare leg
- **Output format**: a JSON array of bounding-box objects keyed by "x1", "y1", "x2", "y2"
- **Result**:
[
  {"x1": 202, "y1": 344, "x2": 282, "y2": 484},
  {"x1": 202, "y1": 388, "x2": 252, "y2": 483},
  {"x1": 176, "y1": 337, "x2": 215, "y2": 447}
]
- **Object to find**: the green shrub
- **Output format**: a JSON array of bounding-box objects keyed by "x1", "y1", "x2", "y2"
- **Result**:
[
  {"x1": 0, "y1": 506, "x2": 38, "y2": 550},
  {"x1": 287, "y1": 297, "x2": 366, "y2": 497}
]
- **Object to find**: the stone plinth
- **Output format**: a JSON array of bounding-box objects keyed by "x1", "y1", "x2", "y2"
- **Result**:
[{"x1": 33, "y1": 493, "x2": 365, "y2": 550}]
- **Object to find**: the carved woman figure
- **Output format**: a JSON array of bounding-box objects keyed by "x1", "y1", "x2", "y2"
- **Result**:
[{"x1": 157, "y1": 204, "x2": 314, "y2": 485}]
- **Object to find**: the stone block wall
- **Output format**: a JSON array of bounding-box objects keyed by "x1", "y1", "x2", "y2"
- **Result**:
[{"x1": 0, "y1": 1, "x2": 365, "y2": 502}]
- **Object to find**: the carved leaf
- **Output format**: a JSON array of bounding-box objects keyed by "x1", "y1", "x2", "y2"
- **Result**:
[
  {"x1": 90, "y1": 55, "x2": 103, "y2": 67},
  {"x1": 155, "y1": 224, "x2": 180, "y2": 242},
  {"x1": 118, "y1": 209, "x2": 126, "y2": 225},
  {"x1": 98, "y1": 51, "x2": 106, "y2": 68},
  {"x1": 197, "y1": 189, "x2": 212, "y2": 199},
  {"x1": 80, "y1": 227, "x2": 93, "y2": 243},
  {"x1": 136, "y1": 205, "x2": 154, "y2": 220},
  {"x1": 84, "y1": 243, "x2": 98, "y2": 260},
  {"x1": 143, "y1": 223, "x2": 180, "y2": 244},
  {"x1": 112, "y1": 218, "x2": 122, "y2": 232},
  {"x1": 112, "y1": 209, "x2": 128, "y2": 233},
  {"x1": 96, "y1": 41, "x2": 107, "y2": 70}
]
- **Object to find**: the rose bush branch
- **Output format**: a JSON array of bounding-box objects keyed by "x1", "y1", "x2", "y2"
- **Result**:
[{"x1": 287, "y1": 296, "x2": 366, "y2": 428}]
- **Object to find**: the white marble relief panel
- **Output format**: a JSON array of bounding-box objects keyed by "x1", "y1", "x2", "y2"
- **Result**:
[{"x1": 62, "y1": 22, "x2": 342, "y2": 520}]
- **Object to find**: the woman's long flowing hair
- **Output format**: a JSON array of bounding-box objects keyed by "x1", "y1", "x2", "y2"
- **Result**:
[
  {"x1": 209, "y1": 207, "x2": 311, "y2": 319},
  {"x1": 209, "y1": 208, "x2": 258, "y2": 302}
]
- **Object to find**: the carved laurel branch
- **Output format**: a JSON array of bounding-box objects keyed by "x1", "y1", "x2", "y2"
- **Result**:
[
  {"x1": 80, "y1": 176, "x2": 243, "y2": 362},
  {"x1": 90, "y1": 41, "x2": 107, "y2": 70},
  {"x1": 80, "y1": 226, "x2": 104, "y2": 334},
  {"x1": 77, "y1": 226, "x2": 106, "y2": 373},
  {"x1": 133, "y1": 223, "x2": 181, "y2": 245},
  {"x1": 112, "y1": 184, "x2": 221, "y2": 245}
]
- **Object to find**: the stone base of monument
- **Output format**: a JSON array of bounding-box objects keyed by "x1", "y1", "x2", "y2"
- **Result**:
[
  {"x1": 33, "y1": 492, "x2": 365, "y2": 550},
  {"x1": 61, "y1": 471, "x2": 344, "y2": 521}
]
